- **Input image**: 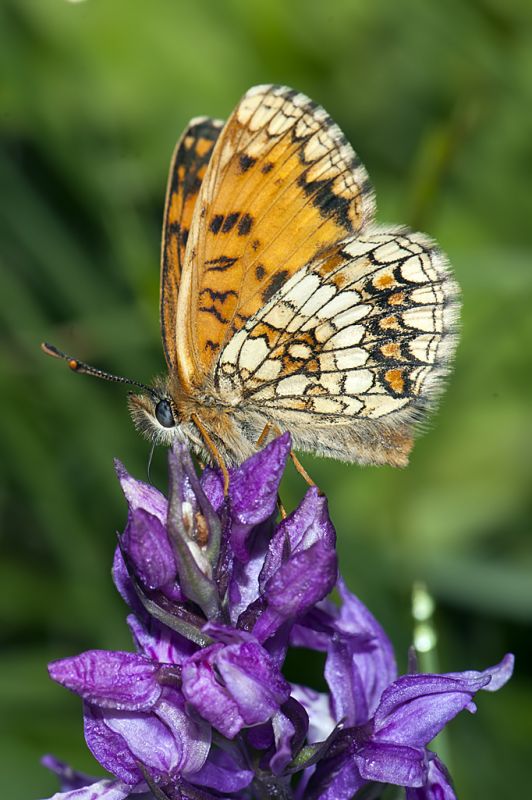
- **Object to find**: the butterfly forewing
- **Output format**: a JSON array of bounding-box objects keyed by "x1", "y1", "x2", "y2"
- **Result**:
[
  {"x1": 175, "y1": 85, "x2": 375, "y2": 388},
  {"x1": 161, "y1": 117, "x2": 223, "y2": 369}
]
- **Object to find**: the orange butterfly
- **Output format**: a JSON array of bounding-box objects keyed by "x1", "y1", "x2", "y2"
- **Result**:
[{"x1": 43, "y1": 85, "x2": 460, "y2": 488}]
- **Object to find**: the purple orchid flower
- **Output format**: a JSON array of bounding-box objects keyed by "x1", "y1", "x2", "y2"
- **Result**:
[
  {"x1": 42, "y1": 436, "x2": 513, "y2": 800},
  {"x1": 291, "y1": 580, "x2": 514, "y2": 800},
  {"x1": 181, "y1": 623, "x2": 291, "y2": 739}
]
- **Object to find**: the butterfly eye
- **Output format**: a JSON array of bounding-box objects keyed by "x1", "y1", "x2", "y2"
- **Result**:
[{"x1": 155, "y1": 399, "x2": 175, "y2": 428}]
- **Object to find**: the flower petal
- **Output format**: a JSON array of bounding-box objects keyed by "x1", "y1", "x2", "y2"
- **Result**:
[
  {"x1": 325, "y1": 637, "x2": 369, "y2": 727},
  {"x1": 123, "y1": 508, "x2": 176, "y2": 590},
  {"x1": 216, "y1": 640, "x2": 290, "y2": 721},
  {"x1": 373, "y1": 672, "x2": 493, "y2": 747},
  {"x1": 112, "y1": 547, "x2": 143, "y2": 614},
  {"x1": 181, "y1": 644, "x2": 244, "y2": 738},
  {"x1": 49, "y1": 651, "x2": 161, "y2": 711},
  {"x1": 260, "y1": 488, "x2": 335, "y2": 589},
  {"x1": 229, "y1": 433, "x2": 291, "y2": 561},
  {"x1": 127, "y1": 614, "x2": 196, "y2": 665},
  {"x1": 269, "y1": 698, "x2": 309, "y2": 775},
  {"x1": 336, "y1": 578, "x2": 397, "y2": 715},
  {"x1": 444, "y1": 653, "x2": 514, "y2": 692},
  {"x1": 355, "y1": 740, "x2": 427, "y2": 786},
  {"x1": 191, "y1": 747, "x2": 254, "y2": 793},
  {"x1": 155, "y1": 688, "x2": 211, "y2": 775},
  {"x1": 406, "y1": 752, "x2": 457, "y2": 800},
  {"x1": 200, "y1": 467, "x2": 225, "y2": 513},
  {"x1": 83, "y1": 705, "x2": 145, "y2": 785},
  {"x1": 182, "y1": 639, "x2": 290, "y2": 738},
  {"x1": 85, "y1": 702, "x2": 188, "y2": 784},
  {"x1": 290, "y1": 601, "x2": 375, "y2": 659},
  {"x1": 303, "y1": 742, "x2": 365, "y2": 800},
  {"x1": 41, "y1": 756, "x2": 95, "y2": 791},
  {"x1": 115, "y1": 460, "x2": 167, "y2": 524},
  {"x1": 269, "y1": 711, "x2": 296, "y2": 776},
  {"x1": 254, "y1": 541, "x2": 337, "y2": 642},
  {"x1": 39, "y1": 777, "x2": 144, "y2": 800},
  {"x1": 228, "y1": 526, "x2": 270, "y2": 624}
]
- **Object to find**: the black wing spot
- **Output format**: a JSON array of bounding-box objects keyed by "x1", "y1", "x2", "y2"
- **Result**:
[
  {"x1": 255, "y1": 264, "x2": 266, "y2": 280},
  {"x1": 262, "y1": 270, "x2": 289, "y2": 303},
  {"x1": 205, "y1": 340, "x2": 220, "y2": 352},
  {"x1": 200, "y1": 288, "x2": 238, "y2": 303},
  {"x1": 297, "y1": 174, "x2": 352, "y2": 230},
  {"x1": 199, "y1": 305, "x2": 229, "y2": 324},
  {"x1": 184, "y1": 174, "x2": 202, "y2": 196},
  {"x1": 239, "y1": 154, "x2": 257, "y2": 172},
  {"x1": 222, "y1": 212, "x2": 240, "y2": 233},
  {"x1": 210, "y1": 214, "x2": 224, "y2": 234},
  {"x1": 261, "y1": 162, "x2": 274, "y2": 174},
  {"x1": 238, "y1": 213, "x2": 253, "y2": 236},
  {"x1": 205, "y1": 255, "x2": 238, "y2": 272},
  {"x1": 189, "y1": 120, "x2": 222, "y2": 141}
]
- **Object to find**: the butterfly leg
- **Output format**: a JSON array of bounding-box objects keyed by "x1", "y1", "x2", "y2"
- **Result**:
[
  {"x1": 255, "y1": 422, "x2": 272, "y2": 448},
  {"x1": 290, "y1": 451, "x2": 319, "y2": 490},
  {"x1": 263, "y1": 422, "x2": 319, "y2": 492},
  {"x1": 191, "y1": 413, "x2": 230, "y2": 495}
]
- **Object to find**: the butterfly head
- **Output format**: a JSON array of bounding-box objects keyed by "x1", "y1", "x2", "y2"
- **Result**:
[
  {"x1": 41, "y1": 342, "x2": 180, "y2": 446},
  {"x1": 127, "y1": 376, "x2": 180, "y2": 446}
]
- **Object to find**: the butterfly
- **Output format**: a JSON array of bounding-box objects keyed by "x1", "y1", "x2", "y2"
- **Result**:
[{"x1": 43, "y1": 85, "x2": 460, "y2": 488}]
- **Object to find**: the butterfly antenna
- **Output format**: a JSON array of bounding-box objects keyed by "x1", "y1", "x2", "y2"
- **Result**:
[{"x1": 41, "y1": 342, "x2": 157, "y2": 397}]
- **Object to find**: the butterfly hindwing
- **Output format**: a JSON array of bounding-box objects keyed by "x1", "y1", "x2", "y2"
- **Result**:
[
  {"x1": 161, "y1": 116, "x2": 223, "y2": 369},
  {"x1": 215, "y1": 228, "x2": 459, "y2": 447},
  {"x1": 175, "y1": 85, "x2": 375, "y2": 388}
]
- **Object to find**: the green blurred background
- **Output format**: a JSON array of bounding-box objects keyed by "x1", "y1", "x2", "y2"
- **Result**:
[{"x1": 1, "y1": 0, "x2": 531, "y2": 797}]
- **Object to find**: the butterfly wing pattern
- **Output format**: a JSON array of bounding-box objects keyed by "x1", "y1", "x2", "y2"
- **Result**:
[
  {"x1": 175, "y1": 84, "x2": 375, "y2": 388},
  {"x1": 160, "y1": 117, "x2": 223, "y2": 370},
  {"x1": 215, "y1": 229, "x2": 458, "y2": 465},
  {"x1": 164, "y1": 85, "x2": 459, "y2": 467}
]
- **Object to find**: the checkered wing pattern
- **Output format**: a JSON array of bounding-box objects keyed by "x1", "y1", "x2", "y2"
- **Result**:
[
  {"x1": 175, "y1": 85, "x2": 375, "y2": 389},
  {"x1": 214, "y1": 228, "x2": 459, "y2": 462}
]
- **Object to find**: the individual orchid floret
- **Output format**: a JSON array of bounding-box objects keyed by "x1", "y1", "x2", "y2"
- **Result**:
[
  {"x1": 165, "y1": 444, "x2": 222, "y2": 619},
  {"x1": 181, "y1": 624, "x2": 291, "y2": 739},
  {"x1": 48, "y1": 650, "x2": 210, "y2": 788},
  {"x1": 252, "y1": 487, "x2": 338, "y2": 643},
  {"x1": 116, "y1": 444, "x2": 223, "y2": 620}
]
